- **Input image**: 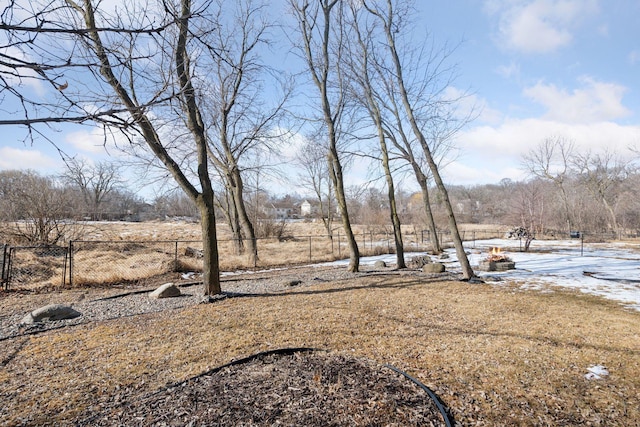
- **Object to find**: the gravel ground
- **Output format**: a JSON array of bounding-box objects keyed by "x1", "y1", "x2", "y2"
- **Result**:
[{"x1": 1, "y1": 266, "x2": 448, "y2": 341}]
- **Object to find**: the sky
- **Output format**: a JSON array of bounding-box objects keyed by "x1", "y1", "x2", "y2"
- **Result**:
[{"x1": 1, "y1": 0, "x2": 639, "y2": 196}]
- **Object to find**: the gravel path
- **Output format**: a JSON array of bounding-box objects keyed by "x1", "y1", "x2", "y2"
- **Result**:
[{"x1": 2, "y1": 266, "x2": 435, "y2": 341}]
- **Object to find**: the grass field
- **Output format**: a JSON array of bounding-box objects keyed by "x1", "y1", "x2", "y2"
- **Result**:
[
  {"x1": 1, "y1": 272, "x2": 639, "y2": 425},
  {"x1": 2, "y1": 221, "x2": 638, "y2": 425}
]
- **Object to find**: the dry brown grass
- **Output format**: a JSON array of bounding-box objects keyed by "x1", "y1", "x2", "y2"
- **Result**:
[
  {"x1": 55, "y1": 222, "x2": 434, "y2": 285},
  {"x1": 1, "y1": 273, "x2": 639, "y2": 426}
]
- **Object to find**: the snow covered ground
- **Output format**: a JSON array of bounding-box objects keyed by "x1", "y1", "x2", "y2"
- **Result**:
[{"x1": 331, "y1": 238, "x2": 640, "y2": 312}]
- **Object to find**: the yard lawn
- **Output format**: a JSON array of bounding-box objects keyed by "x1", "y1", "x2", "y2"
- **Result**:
[{"x1": 1, "y1": 272, "x2": 639, "y2": 426}]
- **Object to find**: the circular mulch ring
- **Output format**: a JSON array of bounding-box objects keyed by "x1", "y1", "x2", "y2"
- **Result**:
[{"x1": 81, "y1": 349, "x2": 452, "y2": 426}]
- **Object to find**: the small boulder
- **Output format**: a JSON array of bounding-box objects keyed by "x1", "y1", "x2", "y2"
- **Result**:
[
  {"x1": 21, "y1": 304, "x2": 81, "y2": 325},
  {"x1": 150, "y1": 283, "x2": 181, "y2": 299},
  {"x1": 422, "y1": 262, "x2": 445, "y2": 273},
  {"x1": 373, "y1": 260, "x2": 387, "y2": 269}
]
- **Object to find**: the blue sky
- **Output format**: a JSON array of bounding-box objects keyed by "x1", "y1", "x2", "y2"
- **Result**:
[
  {"x1": 420, "y1": 0, "x2": 640, "y2": 184},
  {"x1": 1, "y1": 0, "x2": 639, "y2": 195}
]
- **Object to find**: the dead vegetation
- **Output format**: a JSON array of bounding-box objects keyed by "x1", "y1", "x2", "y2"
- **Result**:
[{"x1": 1, "y1": 270, "x2": 639, "y2": 426}]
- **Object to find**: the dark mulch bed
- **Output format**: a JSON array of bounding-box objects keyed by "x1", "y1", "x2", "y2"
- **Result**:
[{"x1": 79, "y1": 350, "x2": 450, "y2": 426}]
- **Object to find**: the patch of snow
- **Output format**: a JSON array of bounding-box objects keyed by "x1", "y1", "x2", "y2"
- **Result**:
[
  {"x1": 585, "y1": 365, "x2": 609, "y2": 380},
  {"x1": 323, "y1": 238, "x2": 640, "y2": 312}
]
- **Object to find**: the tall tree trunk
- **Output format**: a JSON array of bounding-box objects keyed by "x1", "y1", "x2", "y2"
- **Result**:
[
  {"x1": 75, "y1": 0, "x2": 222, "y2": 293},
  {"x1": 197, "y1": 192, "x2": 221, "y2": 295},
  {"x1": 375, "y1": 0, "x2": 473, "y2": 279},
  {"x1": 176, "y1": 0, "x2": 222, "y2": 294},
  {"x1": 291, "y1": 0, "x2": 359, "y2": 272},
  {"x1": 350, "y1": 12, "x2": 404, "y2": 269},
  {"x1": 328, "y1": 144, "x2": 360, "y2": 272}
]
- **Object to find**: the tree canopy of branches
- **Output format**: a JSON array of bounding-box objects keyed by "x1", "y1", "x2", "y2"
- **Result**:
[
  {"x1": 1, "y1": 0, "x2": 230, "y2": 295},
  {"x1": 0, "y1": 170, "x2": 77, "y2": 245},
  {"x1": 61, "y1": 158, "x2": 122, "y2": 220}
]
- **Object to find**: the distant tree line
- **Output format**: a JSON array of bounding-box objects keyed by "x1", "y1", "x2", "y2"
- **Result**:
[{"x1": 3, "y1": 140, "x2": 639, "y2": 247}]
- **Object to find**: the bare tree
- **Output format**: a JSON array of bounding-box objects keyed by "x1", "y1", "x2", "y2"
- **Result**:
[
  {"x1": 572, "y1": 149, "x2": 636, "y2": 238},
  {"x1": 363, "y1": 0, "x2": 474, "y2": 279},
  {"x1": 202, "y1": 0, "x2": 292, "y2": 266},
  {"x1": 61, "y1": 158, "x2": 122, "y2": 220},
  {"x1": 354, "y1": 0, "x2": 471, "y2": 255},
  {"x1": 522, "y1": 136, "x2": 575, "y2": 233},
  {"x1": 1, "y1": 0, "x2": 224, "y2": 295},
  {"x1": 506, "y1": 180, "x2": 548, "y2": 251},
  {"x1": 344, "y1": 2, "x2": 405, "y2": 267},
  {"x1": 289, "y1": 0, "x2": 360, "y2": 272},
  {"x1": 0, "y1": 170, "x2": 78, "y2": 245},
  {"x1": 295, "y1": 136, "x2": 335, "y2": 239}
]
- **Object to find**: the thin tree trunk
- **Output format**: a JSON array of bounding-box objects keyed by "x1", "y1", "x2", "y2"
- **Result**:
[
  {"x1": 415, "y1": 172, "x2": 442, "y2": 254},
  {"x1": 328, "y1": 145, "x2": 360, "y2": 271},
  {"x1": 292, "y1": 0, "x2": 359, "y2": 272},
  {"x1": 229, "y1": 168, "x2": 258, "y2": 266},
  {"x1": 349, "y1": 12, "x2": 405, "y2": 268},
  {"x1": 374, "y1": 0, "x2": 473, "y2": 279}
]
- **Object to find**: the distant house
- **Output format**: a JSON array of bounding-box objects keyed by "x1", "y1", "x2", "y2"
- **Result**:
[
  {"x1": 264, "y1": 202, "x2": 297, "y2": 220},
  {"x1": 301, "y1": 200, "x2": 317, "y2": 217}
]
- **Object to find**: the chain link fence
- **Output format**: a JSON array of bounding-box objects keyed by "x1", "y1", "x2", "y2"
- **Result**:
[
  {"x1": 0, "y1": 228, "x2": 512, "y2": 291},
  {"x1": 1, "y1": 244, "x2": 70, "y2": 290}
]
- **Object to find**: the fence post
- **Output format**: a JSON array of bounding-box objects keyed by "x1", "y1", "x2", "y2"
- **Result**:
[
  {"x1": 174, "y1": 241, "x2": 178, "y2": 270},
  {"x1": 62, "y1": 244, "x2": 68, "y2": 288},
  {"x1": 69, "y1": 240, "x2": 74, "y2": 288},
  {"x1": 1, "y1": 244, "x2": 8, "y2": 290},
  {"x1": 338, "y1": 231, "x2": 341, "y2": 258},
  {"x1": 331, "y1": 234, "x2": 334, "y2": 256},
  {"x1": 309, "y1": 236, "x2": 312, "y2": 263}
]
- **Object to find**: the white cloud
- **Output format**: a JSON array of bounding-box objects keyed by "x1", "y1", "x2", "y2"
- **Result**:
[
  {"x1": 442, "y1": 87, "x2": 503, "y2": 125},
  {"x1": 496, "y1": 61, "x2": 521, "y2": 79},
  {"x1": 0, "y1": 147, "x2": 60, "y2": 171},
  {"x1": 64, "y1": 127, "x2": 131, "y2": 156},
  {"x1": 486, "y1": 0, "x2": 599, "y2": 54},
  {"x1": 441, "y1": 159, "x2": 526, "y2": 185},
  {"x1": 523, "y1": 76, "x2": 630, "y2": 123},
  {"x1": 454, "y1": 118, "x2": 640, "y2": 166}
]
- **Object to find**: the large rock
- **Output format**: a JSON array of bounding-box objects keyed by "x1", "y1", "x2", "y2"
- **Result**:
[
  {"x1": 21, "y1": 304, "x2": 81, "y2": 325},
  {"x1": 150, "y1": 283, "x2": 181, "y2": 299},
  {"x1": 373, "y1": 260, "x2": 387, "y2": 269},
  {"x1": 422, "y1": 262, "x2": 445, "y2": 273}
]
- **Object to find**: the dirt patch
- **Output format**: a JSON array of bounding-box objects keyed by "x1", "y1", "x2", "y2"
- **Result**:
[{"x1": 79, "y1": 349, "x2": 449, "y2": 426}]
